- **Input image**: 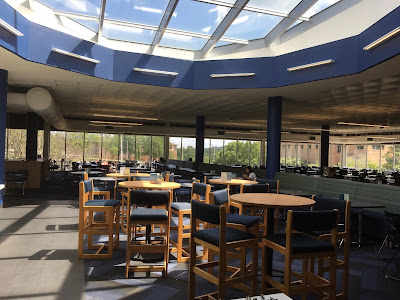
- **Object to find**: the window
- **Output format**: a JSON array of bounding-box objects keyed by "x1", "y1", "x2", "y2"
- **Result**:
[
  {"x1": 308, "y1": 143, "x2": 320, "y2": 167},
  {"x1": 37, "y1": 130, "x2": 44, "y2": 159},
  {"x1": 329, "y1": 144, "x2": 341, "y2": 167},
  {"x1": 346, "y1": 145, "x2": 356, "y2": 168},
  {"x1": 366, "y1": 145, "x2": 380, "y2": 170},
  {"x1": 84, "y1": 133, "x2": 101, "y2": 162},
  {"x1": 136, "y1": 135, "x2": 151, "y2": 163},
  {"x1": 237, "y1": 140, "x2": 250, "y2": 165},
  {"x1": 121, "y1": 134, "x2": 136, "y2": 161},
  {"x1": 356, "y1": 144, "x2": 366, "y2": 169},
  {"x1": 50, "y1": 131, "x2": 66, "y2": 162},
  {"x1": 297, "y1": 143, "x2": 308, "y2": 167},
  {"x1": 151, "y1": 136, "x2": 164, "y2": 162},
  {"x1": 66, "y1": 132, "x2": 84, "y2": 162},
  {"x1": 357, "y1": 145, "x2": 364, "y2": 150},
  {"x1": 337, "y1": 145, "x2": 342, "y2": 153},
  {"x1": 316, "y1": 145, "x2": 319, "y2": 150},
  {"x1": 301, "y1": 145, "x2": 304, "y2": 150},
  {"x1": 250, "y1": 141, "x2": 261, "y2": 166},
  {"x1": 372, "y1": 145, "x2": 381, "y2": 150},
  {"x1": 224, "y1": 139, "x2": 237, "y2": 165},
  {"x1": 169, "y1": 137, "x2": 181, "y2": 160},
  {"x1": 381, "y1": 144, "x2": 394, "y2": 171},
  {"x1": 182, "y1": 137, "x2": 196, "y2": 161},
  {"x1": 204, "y1": 138, "x2": 211, "y2": 164},
  {"x1": 6, "y1": 129, "x2": 27, "y2": 160},
  {"x1": 210, "y1": 139, "x2": 224, "y2": 164},
  {"x1": 102, "y1": 134, "x2": 119, "y2": 161},
  {"x1": 286, "y1": 142, "x2": 297, "y2": 166}
]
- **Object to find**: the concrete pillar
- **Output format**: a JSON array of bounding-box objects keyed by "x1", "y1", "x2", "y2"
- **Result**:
[
  {"x1": 320, "y1": 125, "x2": 330, "y2": 171},
  {"x1": 266, "y1": 97, "x2": 282, "y2": 180},
  {"x1": 26, "y1": 112, "x2": 39, "y2": 161},
  {"x1": 0, "y1": 70, "x2": 8, "y2": 208},
  {"x1": 164, "y1": 135, "x2": 169, "y2": 161},
  {"x1": 195, "y1": 116, "x2": 205, "y2": 168},
  {"x1": 43, "y1": 121, "x2": 50, "y2": 160}
]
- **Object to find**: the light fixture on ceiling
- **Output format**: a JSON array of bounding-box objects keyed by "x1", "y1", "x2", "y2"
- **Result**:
[
  {"x1": 287, "y1": 59, "x2": 335, "y2": 71},
  {"x1": 363, "y1": 26, "x2": 400, "y2": 50},
  {"x1": 281, "y1": 131, "x2": 290, "y2": 134},
  {"x1": 133, "y1": 68, "x2": 178, "y2": 76},
  {"x1": 0, "y1": 18, "x2": 23, "y2": 36},
  {"x1": 93, "y1": 114, "x2": 158, "y2": 121},
  {"x1": 210, "y1": 73, "x2": 255, "y2": 78},
  {"x1": 251, "y1": 130, "x2": 267, "y2": 133},
  {"x1": 368, "y1": 136, "x2": 397, "y2": 140},
  {"x1": 89, "y1": 123, "x2": 133, "y2": 128},
  {"x1": 337, "y1": 122, "x2": 390, "y2": 128},
  {"x1": 51, "y1": 47, "x2": 100, "y2": 63},
  {"x1": 90, "y1": 120, "x2": 142, "y2": 126},
  {"x1": 225, "y1": 131, "x2": 258, "y2": 135}
]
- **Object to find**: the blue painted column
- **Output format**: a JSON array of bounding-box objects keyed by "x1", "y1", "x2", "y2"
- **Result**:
[
  {"x1": 0, "y1": 70, "x2": 8, "y2": 208},
  {"x1": 320, "y1": 125, "x2": 330, "y2": 173},
  {"x1": 195, "y1": 116, "x2": 205, "y2": 168},
  {"x1": 266, "y1": 96, "x2": 282, "y2": 180}
]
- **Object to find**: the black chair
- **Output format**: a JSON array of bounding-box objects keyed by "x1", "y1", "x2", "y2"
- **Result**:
[
  {"x1": 256, "y1": 178, "x2": 280, "y2": 193},
  {"x1": 188, "y1": 200, "x2": 258, "y2": 300},
  {"x1": 261, "y1": 210, "x2": 339, "y2": 299},
  {"x1": 378, "y1": 211, "x2": 400, "y2": 281},
  {"x1": 311, "y1": 195, "x2": 351, "y2": 299},
  {"x1": 5, "y1": 169, "x2": 29, "y2": 195},
  {"x1": 125, "y1": 190, "x2": 172, "y2": 278}
]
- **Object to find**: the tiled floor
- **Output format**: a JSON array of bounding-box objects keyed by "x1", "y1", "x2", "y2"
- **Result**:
[{"x1": 1, "y1": 185, "x2": 400, "y2": 299}]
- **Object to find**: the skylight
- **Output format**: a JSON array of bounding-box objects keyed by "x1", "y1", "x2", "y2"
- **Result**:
[{"x1": 9, "y1": 0, "x2": 344, "y2": 59}]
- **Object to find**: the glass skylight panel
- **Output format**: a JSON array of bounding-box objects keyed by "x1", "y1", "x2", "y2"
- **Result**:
[
  {"x1": 246, "y1": 0, "x2": 302, "y2": 14},
  {"x1": 103, "y1": 23, "x2": 156, "y2": 44},
  {"x1": 159, "y1": 33, "x2": 208, "y2": 51},
  {"x1": 167, "y1": 0, "x2": 229, "y2": 35},
  {"x1": 72, "y1": 19, "x2": 99, "y2": 32},
  {"x1": 222, "y1": 10, "x2": 282, "y2": 41},
  {"x1": 38, "y1": 0, "x2": 101, "y2": 17},
  {"x1": 303, "y1": 0, "x2": 341, "y2": 18},
  {"x1": 104, "y1": 0, "x2": 169, "y2": 27}
]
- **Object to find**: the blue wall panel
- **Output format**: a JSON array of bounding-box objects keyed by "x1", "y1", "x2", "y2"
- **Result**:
[{"x1": 0, "y1": 1, "x2": 399, "y2": 90}]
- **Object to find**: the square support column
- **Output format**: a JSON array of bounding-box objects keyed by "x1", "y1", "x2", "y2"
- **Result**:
[
  {"x1": 0, "y1": 70, "x2": 8, "y2": 208},
  {"x1": 266, "y1": 97, "x2": 282, "y2": 180},
  {"x1": 320, "y1": 125, "x2": 330, "y2": 171},
  {"x1": 195, "y1": 116, "x2": 205, "y2": 168}
]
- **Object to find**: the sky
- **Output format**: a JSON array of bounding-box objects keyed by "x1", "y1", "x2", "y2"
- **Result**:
[{"x1": 35, "y1": 0, "x2": 341, "y2": 50}]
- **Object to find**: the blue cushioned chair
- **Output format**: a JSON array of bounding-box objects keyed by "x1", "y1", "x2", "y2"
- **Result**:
[
  {"x1": 78, "y1": 180, "x2": 120, "y2": 259},
  {"x1": 189, "y1": 200, "x2": 258, "y2": 300},
  {"x1": 261, "y1": 210, "x2": 338, "y2": 299},
  {"x1": 125, "y1": 189, "x2": 172, "y2": 278},
  {"x1": 256, "y1": 178, "x2": 280, "y2": 193},
  {"x1": 165, "y1": 173, "x2": 174, "y2": 182},
  {"x1": 83, "y1": 173, "x2": 112, "y2": 199},
  {"x1": 170, "y1": 182, "x2": 211, "y2": 262}
]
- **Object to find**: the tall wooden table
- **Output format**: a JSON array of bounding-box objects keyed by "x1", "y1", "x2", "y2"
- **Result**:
[{"x1": 230, "y1": 193, "x2": 315, "y2": 281}]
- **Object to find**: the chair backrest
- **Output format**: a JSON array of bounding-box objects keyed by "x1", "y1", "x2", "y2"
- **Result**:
[
  {"x1": 134, "y1": 176, "x2": 150, "y2": 181},
  {"x1": 192, "y1": 199, "x2": 224, "y2": 225},
  {"x1": 256, "y1": 179, "x2": 279, "y2": 193},
  {"x1": 79, "y1": 180, "x2": 94, "y2": 207},
  {"x1": 291, "y1": 210, "x2": 338, "y2": 233},
  {"x1": 192, "y1": 182, "x2": 211, "y2": 203},
  {"x1": 210, "y1": 189, "x2": 229, "y2": 206},
  {"x1": 130, "y1": 190, "x2": 172, "y2": 207},
  {"x1": 83, "y1": 172, "x2": 89, "y2": 181},
  {"x1": 312, "y1": 195, "x2": 350, "y2": 225},
  {"x1": 241, "y1": 183, "x2": 269, "y2": 194}
]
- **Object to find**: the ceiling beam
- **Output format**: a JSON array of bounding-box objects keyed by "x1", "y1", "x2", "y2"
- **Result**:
[
  {"x1": 264, "y1": 0, "x2": 317, "y2": 47},
  {"x1": 196, "y1": 0, "x2": 250, "y2": 59},
  {"x1": 97, "y1": 0, "x2": 107, "y2": 43},
  {"x1": 148, "y1": 0, "x2": 179, "y2": 54}
]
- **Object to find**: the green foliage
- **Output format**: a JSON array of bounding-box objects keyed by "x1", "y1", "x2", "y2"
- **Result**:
[{"x1": 6, "y1": 129, "x2": 27, "y2": 160}]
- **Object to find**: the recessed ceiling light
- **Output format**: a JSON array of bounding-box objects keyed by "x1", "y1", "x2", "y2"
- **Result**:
[
  {"x1": 337, "y1": 122, "x2": 390, "y2": 128},
  {"x1": 210, "y1": 73, "x2": 255, "y2": 78}
]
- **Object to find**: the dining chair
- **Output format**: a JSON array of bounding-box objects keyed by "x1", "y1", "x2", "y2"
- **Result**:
[
  {"x1": 261, "y1": 209, "x2": 339, "y2": 299},
  {"x1": 83, "y1": 172, "x2": 111, "y2": 199},
  {"x1": 78, "y1": 180, "x2": 120, "y2": 259},
  {"x1": 256, "y1": 179, "x2": 280, "y2": 193},
  {"x1": 188, "y1": 200, "x2": 258, "y2": 300},
  {"x1": 170, "y1": 181, "x2": 211, "y2": 262},
  {"x1": 125, "y1": 189, "x2": 172, "y2": 278},
  {"x1": 311, "y1": 195, "x2": 351, "y2": 299}
]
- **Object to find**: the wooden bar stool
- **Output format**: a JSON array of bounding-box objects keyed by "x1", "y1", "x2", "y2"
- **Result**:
[{"x1": 78, "y1": 180, "x2": 120, "y2": 259}]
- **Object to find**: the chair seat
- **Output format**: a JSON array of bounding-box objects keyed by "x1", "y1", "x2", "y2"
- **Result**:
[
  {"x1": 130, "y1": 208, "x2": 168, "y2": 222},
  {"x1": 226, "y1": 213, "x2": 259, "y2": 227},
  {"x1": 171, "y1": 202, "x2": 191, "y2": 211},
  {"x1": 269, "y1": 189, "x2": 277, "y2": 193},
  {"x1": 264, "y1": 233, "x2": 335, "y2": 254},
  {"x1": 193, "y1": 227, "x2": 256, "y2": 246},
  {"x1": 85, "y1": 199, "x2": 120, "y2": 207}
]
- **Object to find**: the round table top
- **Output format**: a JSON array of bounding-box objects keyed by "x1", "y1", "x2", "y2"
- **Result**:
[
  {"x1": 106, "y1": 173, "x2": 150, "y2": 178},
  {"x1": 230, "y1": 193, "x2": 315, "y2": 208},
  {"x1": 118, "y1": 181, "x2": 181, "y2": 190},
  {"x1": 209, "y1": 178, "x2": 255, "y2": 185}
]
